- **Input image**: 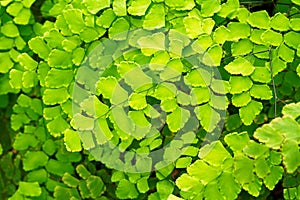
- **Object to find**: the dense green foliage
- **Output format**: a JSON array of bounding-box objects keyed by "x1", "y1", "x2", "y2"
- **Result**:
[{"x1": 0, "y1": 0, "x2": 300, "y2": 199}]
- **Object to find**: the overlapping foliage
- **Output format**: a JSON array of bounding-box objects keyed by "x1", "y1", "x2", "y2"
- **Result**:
[{"x1": 0, "y1": 0, "x2": 300, "y2": 199}]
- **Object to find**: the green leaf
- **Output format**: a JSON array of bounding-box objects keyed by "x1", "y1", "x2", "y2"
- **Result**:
[
  {"x1": 14, "y1": 8, "x2": 31, "y2": 25},
  {"x1": 83, "y1": 0, "x2": 110, "y2": 14},
  {"x1": 234, "y1": 155, "x2": 254, "y2": 185},
  {"x1": 28, "y1": 37, "x2": 51, "y2": 60},
  {"x1": 0, "y1": 52, "x2": 14, "y2": 73},
  {"x1": 229, "y1": 76, "x2": 253, "y2": 94},
  {"x1": 143, "y1": 4, "x2": 165, "y2": 30},
  {"x1": 187, "y1": 160, "x2": 221, "y2": 185},
  {"x1": 129, "y1": 110, "x2": 151, "y2": 139},
  {"x1": 264, "y1": 166, "x2": 283, "y2": 190},
  {"x1": 261, "y1": 29, "x2": 283, "y2": 46},
  {"x1": 79, "y1": 181, "x2": 91, "y2": 199},
  {"x1": 225, "y1": 57, "x2": 255, "y2": 76},
  {"x1": 190, "y1": 87, "x2": 210, "y2": 105},
  {"x1": 18, "y1": 182, "x2": 41, "y2": 197},
  {"x1": 42, "y1": 139, "x2": 57, "y2": 156},
  {"x1": 209, "y1": 93, "x2": 228, "y2": 110},
  {"x1": 184, "y1": 68, "x2": 211, "y2": 87},
  {"x1": 247, "y1": 10, "x2": 270, "y2": 29},
  {"x1": 255, "y1": 157, "x2": 271, "y2": 179},
  {"x1": 45, "y1": 69, "x2": 73, "y2": 88},
  {"x1": 96, "y1": 8, "x2": 116, "y2": 28},
  {"x1": 150, "y1": 51, "x2": 170, "y2": 70},
  {"x1": 47, "y1": 116, "x2": 70, "y2": 136},
  {"x1": 94, "y1": 118, "x2": 114, "y2": 144},
  {"x1": 250, "y1": 29, "x2": 265, "y2": 45},
  {"x1": 161, "y1": 99, "x2": 178, "y2": 112},
  {"x1": 292, "y1": 0, "x2": 300, "y2": 6},
  {"x1": 218, "y1": 0, "x2": 240, "y2": 18},
  {"x1": 113, "y1": 0, "x2": 126, "y2": 16},
  {"x1": 200, "y1": 0, "x2": 221, "y2": 17},
  {"x1": 271, "y1": 57, "x2": 286, "y2": 76},
  {"x1": 225, "y1": 132, "x2": 250, "y2": 152},
  {"x1": 87, "y1": 176, "x2": 105, "y2": 198},
  {"x1": 250, "y1": 84, "x2": 273, "y2": 100},
  {"x1": 63, "y1": 9, "x2": 85, "y2": 34},
  {"x1": 128, "y1": 0, "x2": 151, "y2": 16},
  {"x1": 43, "y1": 88, "x2": 70, "y2": 105},
  {"x1": 227, "y1": 22, "x2": 251, "y2": 41},
  {"x1": 213, "y1": 26, "x2": 230, "y2": 44},
  {"x1": 76, "y1": 164, "x2": 91, "y2": 179},
  {"x1": 96, "y1": 76, "x2": 117, "y2": 98},
  {"x1": 232, "y1": 92, "x2": 251, "y2": 107},
  {"x1": 43, "y1": 106, "x2": 61, "y2": 120},
  {"x1": 282, "y1": 140, "x2": 300, "y2": 173},
  {"x1": 199, "y1": 141, "x2": 232, "y2": 166},
  {"x1": 284, "y1": 31, "x2": 300, "y2": 49},
  {"x1": 23, "y1": 151, "x2": 48, "y2": 171},
  {"x1": 6, "y1": 2, "x2": 23, "y2": 16},
  {"x1": 176, "y1": 173, "x2": 204, "y2": 193},
  {"x1": 109, "y1": 17, "x2": 130, "y2": 40},
  {"x1": 137, "y1": 177, "x2": 149, "y2": 193},
  {"x1": 282, "y1": 102, "x2": 300, "y2": 119},
  {"x1": 154, "y1": 82, "x2": 177, "y2": 100},
  {"x1": 254, "y1": 124, "x2": 283, "y2": 149},
  {"x1": 243, "y1": 176, "x2": 262, "y2": 197},
  {"x1": 290, "y1": 18, "x2": 300, "y2": 31},
  {"x1": 219, "y1": 172, "x2": 241, "y2": 200},
  {"x1": 165, "y1": 0, "x2": 195, "y2": 10},
  {"x1": 192, "y1": 34, "x2": 213, "y2": 54},
  {"x1": 270, "y1": 13, "x2": 290, "y2": 31},
  {"x1": 13, "y1": 134, "x2": 38, "y2": 150},
  {"x1": 195, "y1": 103, "x2": 220, "y2": 132},
  {"x1": 243, "y1": 141, "x2": 268, "y2": 159},
  {"x1": 157, "y1": 180, "x2": 174, "y2": 198},
  {"x1": 48, "y1": 49, "x2": 73, "y2": 69},
  {"x1": 183, "y1": 17, "x2": 203, "y2": 39},
  {"x1": 250, "y1": 67, "x2": 271, "y2": 83},
  {"x1": 231, "y1": 39, "x2": 253, "y2": 56},
  {"x1": 0, "y1": 37, "x2": 14, "y2": 50},
  {"x1": 211, "y1": 79, "x2": 229, "y2": 95},
  {"x1": 62, "y1": 173, "x2": 80, "y2": 188},
  {"x1": 18, "y1": 53, "x2": 38, "y2": 71},
  {"x1": 166, "y1": 107, "x2": 190, "y2": 132},
  {"x1": 204, "y1": 181, "x2": 225, "y2": 200},
  {"x1": 116, "y1": 179, "x2": 139, "y2": 199},
  {"x1": 225, "y1": 114, "x2": 242, "y2": 131},
  {"x1": 81, "y1": 96, "x2": 109, "y2": 118},
  {"x1": 71, "y1": 113, "x2": 94, "y2": 131},
  {"x1": 80, "y1": 27, "x2": 100, "y2": 43},
  {"x1": 176, "y1": 157, "x2": 192, "y2": 168},
  {"x1": 111, "y1": 106, "x2": 135, "y2": 137},
  {"x1": 64, "y1": 129, "x2": 82, "y2": 152},
  {"x1": 1, "y1": 22, "x2": 19, "y2": 37},
  {"x1": 22, "y1": 71, "x2": 38, "y2": 88},
  {"x1": 202, "y1": 18, "x2": 215, "y2": 35},
  {"x1": 202, "y1": 44, "x2": 222, "y2": 66},
  {"x1": 9, "y1": 69, "x2": 23, "y2": 89},
  {"x1": 138, "y1": 32, "x2": 165, "y2": 56},
  {"x1": 239, "y1": 100, "x2": 263, "y2": 125},
  {"x1": 46, "y1": 159, "x2": 74, "y2": 176},
  {"x1": 21, "y1": 0, "x2": 35, "y2": 7},
  {"x1": 129, "y1": 93, "x2": 147, "y2": 110},
  {"x1": 27, "y1": 169, "x2": 48, "y2": 184}
]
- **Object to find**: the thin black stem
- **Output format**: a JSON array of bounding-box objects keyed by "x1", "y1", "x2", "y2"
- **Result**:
[
  {"x1": 268, "y1": 46, "x2": 278, "y2": 117},
  {"x1": 222, "y1": 50, "x2": 270, "y2": 62}
]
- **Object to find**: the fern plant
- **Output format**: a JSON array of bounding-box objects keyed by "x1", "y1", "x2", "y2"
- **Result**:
[{"x1": 0, "y1": 0, "x2": 300, "y2": 199}]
